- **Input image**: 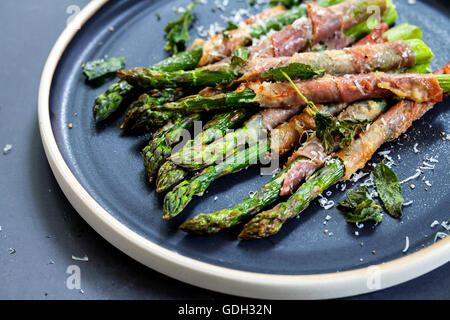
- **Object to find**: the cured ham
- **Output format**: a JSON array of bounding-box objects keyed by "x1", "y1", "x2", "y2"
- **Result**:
[
  {"x1": 271, "y1": 0, "x2": 388, "y2": 57},
  {"x1": 240, "y1": 40, "x2": 416, "y2": 81},
  {"x1": 244, "y1": 72, "x2": 443, "y2": 108}
]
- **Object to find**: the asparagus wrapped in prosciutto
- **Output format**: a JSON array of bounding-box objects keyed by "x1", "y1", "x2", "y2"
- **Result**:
[
  {"x1": 117, "y1": 0, "x2": 396, "y2": 90},
  {"x1": 164, "y1": 23, "x2": 422, "y2": 170},
  {"x1": 145, "y1": 40, "x2": 432, "y2": 115},
  {"x1": 119, "y1": 3, "x2": 399, "y2": 130},
  {"x1": 168, "y1": 69, "x2": 445, "y2": 170},
  {"x1": 161, "y1": 100, "x2": 347, "y2": 217},
  {"x1": 238, "y1": 63, "x2": 450, "y2": 240},
  {"x1": 178, "y1": 99, "x2": 387, "y2": 234}
]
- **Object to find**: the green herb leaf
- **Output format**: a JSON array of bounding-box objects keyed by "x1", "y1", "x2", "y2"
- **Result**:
[
  {"x1": 314, "y1": 115, "x2": 370, "y2": 154},
  {"x1": 262, "y1": 63, "x2": 324, "y2": 81},
  {"x1": 82, "y1": 57, "x2": 126, "y2": 82},
  {"x1": 226, "y1": 21, "x2": 238, "y2": 30},
  {"x1": 338, "y1": 186, "x2": 382, "y2": 223},
  {"x1": 230, "y1": 47, "x2": 249, "y2": 71},
  {"x1": 268, "y1": 0, "x2": 301, "y2": 8},
  {"x1": 164, "y1": 0, "x2": 198, "y2": 54},
  {"x1": 335, "y1": 118, "x2": 371, "y2": 149},
  {"x1": 373, "y1": 161, "x2": 404, "y2": 218},
  {"x1": 314, "y1": 112, "x2": 336, "y2": 154}
]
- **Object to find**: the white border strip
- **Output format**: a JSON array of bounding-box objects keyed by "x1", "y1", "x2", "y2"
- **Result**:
[{"x1": 38, "y1": 0, "x2": 450, "y2": 299}]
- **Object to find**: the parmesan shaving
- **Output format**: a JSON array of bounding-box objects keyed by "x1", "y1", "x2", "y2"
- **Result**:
[
  {"x1": 402, "y1": 236, "x2": 409, "y2": 253},
  {"x1": 399, "y1": 169, "x2": 421, "y2": 184},
  {"x1": 402, "y1": 200, "x2": 413, "y2": 206},
  {"x1": 3, "y1": 144, "x2": 12, "y2": 155},
  {"x1": 72, "y1": 255, "x2": 89, "y2": 262},
  {"x1": 441, "y1": 220, "x2": 450, "y2": 231},
  {"x1": 422, "y1": 161, "x2": 435, "y2": 169},
  {"x1": 434, "y1": 232, "x2": 448, "y2": 243},
  {"x1": 430, "y1": 220, "x2": 440, "y2": 228},
  {"x1": 350, "y1": 171, "x2": 369, "y2": 183},
  {"x1": 318, "y1": 195, "x2": 335, "y2": 210}
]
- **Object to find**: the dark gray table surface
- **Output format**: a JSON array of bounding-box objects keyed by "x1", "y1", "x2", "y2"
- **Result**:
[{"x1": 0, "y1": 0, "x2": 448, "y2": 300}]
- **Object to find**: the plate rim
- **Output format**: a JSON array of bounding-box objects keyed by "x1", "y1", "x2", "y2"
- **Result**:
[{"x1": 38, "y1": 0, "x2": 450, "y2": 299}]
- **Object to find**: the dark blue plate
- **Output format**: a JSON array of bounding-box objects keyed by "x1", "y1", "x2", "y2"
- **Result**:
[{"x1": 48, "y1": 0, "x2": 449, "y2": 294}]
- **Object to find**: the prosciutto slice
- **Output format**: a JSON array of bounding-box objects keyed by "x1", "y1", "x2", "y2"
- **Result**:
[
  {"x1": 197, "y1": 6, "x2": 286, "y2": 67},
  {"x1": 280, "y1": 99, "x2": 387, "y2": 195},
  {"x1": 271, "y1": 0, "x2": 388, "y2": 57},
  {"x1": 354, "y1": 22, "x2": 389, "y2": 45},
  {"x1": 240, "y1": 40, "x2": 416, "y2": 82},
  {"x1": 336, "y1": 63, "x2": 450, "y2": 180},
  {"x1": 244, "y1": 72, "x2": 443, "y2": 108}
]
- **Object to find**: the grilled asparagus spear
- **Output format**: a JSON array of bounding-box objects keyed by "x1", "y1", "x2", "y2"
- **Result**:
[
  {"x1": 143, "y1": 113, "x2": 201, "y2": 183},
  {"x1": 156, "y1": 109, "x2": 249, "y2": 192}
]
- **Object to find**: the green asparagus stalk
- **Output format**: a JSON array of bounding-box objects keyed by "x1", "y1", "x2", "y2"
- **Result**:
[
  {"x1": 143, "y1": 113, "x2": 201, "y2": 183},
  {"x1": 156, "y1": 109, "x2": 249, "y2": 193},
  {"x1": 238, "y1": 159, "x2": 345, "y2": 240},
  {"x1": 179, "y1": 156, "x2": 307, "y2": 234},
  {"x1": 170, "y1": 112, "x2": 264, "y2": 170},
  {"x1": 436, "y1": 74, "x2": 450, "y2": 92},
  {"x1": 121, "y1": 88, "x2": 184, "y2": 131},
  {"x1": 382, "y1": 23, "x2": 422, "y2": 42},
  {"x1": 344, "y1": 0, "x2": 398, "y2": 42},
  {"x1": 117, "y1": 64, "x2": 238, "y2": 89},
  {"x1": 93, "y1": 80, "x2": 134, "y2": 122},
  {"x1": 249, "y1": 4, "x2": 309, "y2": 39},
  {"x1": 93, "y1": 46, "x2": 203, "y2": 122},
  {"x1": 156, "y1": 161, "x2": 189, "y2": 193},
  {"x1": 403, "y1": 63, "x2": 431, "y2": 74},
  {"x1": 163, "y1": 139, "x2": 271, "y2": 219},
  {"x1": 117, "y1": 18, "x2": 406, "y2": 91},
  {"x1": 344, "y1": 0, "x2": 397, "y2": 41},
  {"x1": 151, "y1": 89, "x2": 259, "y2": 114}
]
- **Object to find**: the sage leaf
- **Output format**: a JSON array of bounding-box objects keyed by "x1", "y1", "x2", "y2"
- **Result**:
[
  {"x1": 262, "y1": 63, "x2": 324, "y2": 81},
  {"x1": 373, "y1": 161, "x2": 404, "y2": 218},
  {"x1": 338, "y1": 186, "x2": 382, "y2": 223}
]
